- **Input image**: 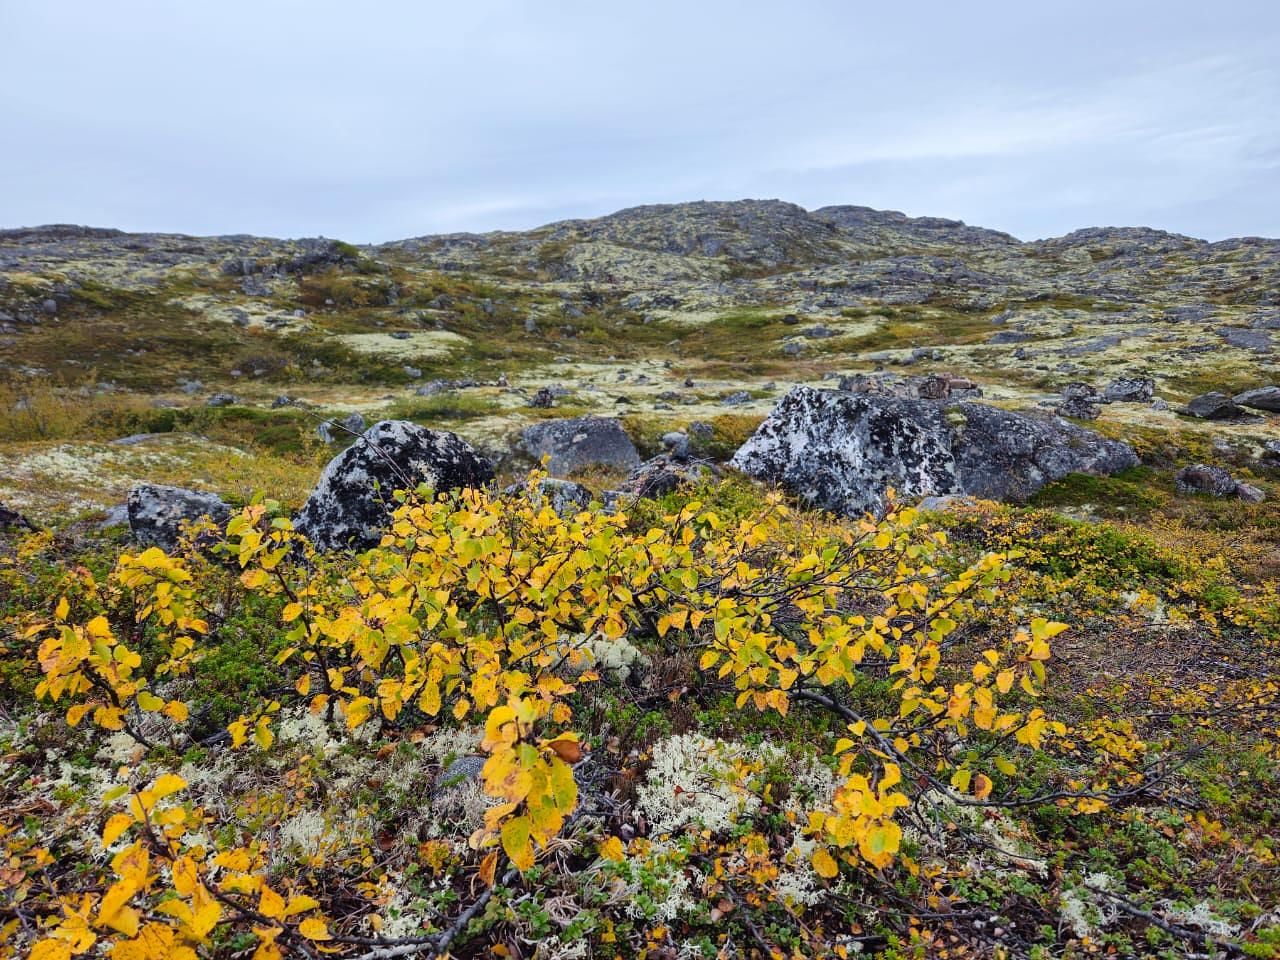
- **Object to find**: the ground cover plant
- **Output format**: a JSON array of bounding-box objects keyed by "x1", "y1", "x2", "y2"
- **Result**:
[{"x1": 3, "y1": 469, "x2": 1277, "y2": 960}]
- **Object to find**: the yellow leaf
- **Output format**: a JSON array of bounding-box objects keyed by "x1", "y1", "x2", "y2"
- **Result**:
[
  {"x1": 811, "y1": 847, "x2": 839, "y2": 879},
  {"x1": 598, "y1": 836, "x2": 625, "y2": 862},
  {"x1": 66, "y1": 704, "x2": 93, "y2": 727},
  {"x1": 297, "y1": 917, "x2": 332, "y2": 941},
  {"x1": 55, "y1": 597, "x2": 70, "y2": 621},
  {"x1": 950, "y1": 768, "x2": 972, "y2": 793},
  {"x1": 189, "y1": 884, "x2": 221, "y2": 939},
  {"x1": 152, "y1": 773, "x2": 187, "y2": 800},
  {"x1": 258, "y1": 886, "x2": 285, "y2": 920},
  {"x1": 254, "y1": 717, "x2": 274, "y2": 750},
  {"x1": 163, "y1": 700, "x2": 190, "y2": 722},
  {"x1": 973, "y1": 773, "x2": 994, "y2": 801},
  {"x1": 283, "y1": 895, "x2": 320, "y2": 918},
  {"x1": 136, "y1": 691, "x2": 165, "y2": 712},
  {"x1": 501, "y1": 816, "x2": 535, "y2": 871},
  {"x1": 30, "y1": 941, "x2": 72, "y2": 960},
  {"x1": 102, "y1": 813, "x2": 133, "y2": 846}
]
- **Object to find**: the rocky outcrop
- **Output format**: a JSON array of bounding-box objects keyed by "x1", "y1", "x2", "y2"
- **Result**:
[
  {"x1": 521, "y1": 416, "x2": 640, "y2": 477},
  {"x1": 729, "y1": 387, "x2": 1139, "y2": 516},
  {"x1": 294, "y1": 420, "x2": 494, "y2": 551},
  {"x1": 127, "y1": 484, "x2": 231, "y2": 550}
]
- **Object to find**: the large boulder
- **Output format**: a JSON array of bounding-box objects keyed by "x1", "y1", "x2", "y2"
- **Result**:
[
  {"x1": 729, "y1": 387, "x2": 1138, "y2": 516},
  {"x1": 127, "y1": 484, "x2": 231, "y2": 551},
  {"x1": 294, "y1": 420, "x2": 494, "y2": 551},
  {"x1": 1234, "y1": 386, "x2": 1280, "y2": 413},
  {"x1": 1185, "y1": 392, "x2": 1245, "y2": 419},
  {"x1": 521, "y1": 416, "x2": 640, "y2": 477}
]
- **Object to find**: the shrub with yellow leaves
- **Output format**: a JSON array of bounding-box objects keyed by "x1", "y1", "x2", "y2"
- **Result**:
[{"x1": 23, "y1": 471, "x2": 1080, "y2": 957}]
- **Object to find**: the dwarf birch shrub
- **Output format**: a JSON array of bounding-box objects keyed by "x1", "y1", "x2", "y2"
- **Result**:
[{"x1": 24, "y1": 472, "x2": 1076, "y2": 957}]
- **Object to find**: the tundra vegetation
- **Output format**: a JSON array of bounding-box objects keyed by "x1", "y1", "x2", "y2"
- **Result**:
[{"x1": 2, "y1": 204, "x2": 1279, "y2": 958}]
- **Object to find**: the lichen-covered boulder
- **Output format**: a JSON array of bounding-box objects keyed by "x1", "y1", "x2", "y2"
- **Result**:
[
  {"x1": 951, "y1": 402, "x2": 1138, "y2": 502},
  {"x1": 127, "y1": 484, "x2": 231, "y2": 550},
  {"x1": 729, "y1": 386, "x2": 1138, "y2": 516},
  {"x1": 1104, "y1": 377, "x2": 1155, "y2": 403},
  {"x1": 521, "y1": 416, "x2": 640, "y2": 477},
  {"x1": 1234, "y1": 386, "x2": 1280, "y2": 413},
  {"x1": 729, "y1": 390, "x2": 956, "y2": 516},
  {"x1": 294, "y1": 420, "x2": 494, "y2": 551},
  {"x1": 1185, "y1": 392, "x2": 1245, "y2": 419}
]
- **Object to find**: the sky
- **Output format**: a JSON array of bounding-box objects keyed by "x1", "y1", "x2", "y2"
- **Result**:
[{"x1": 2, "y1": 1, "x2": 1278, "y2": 243}]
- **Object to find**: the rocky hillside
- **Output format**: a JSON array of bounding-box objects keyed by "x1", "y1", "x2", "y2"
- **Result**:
[
  {"x1": 3, "y1": 202, "x2": 1280, "y2": 959},
  {"x1": 3, "y1": 199, "x2": 1279, "y2": 520}
]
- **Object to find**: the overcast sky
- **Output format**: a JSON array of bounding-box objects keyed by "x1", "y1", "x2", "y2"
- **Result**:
[{"x1": 3, "y1": 1, "x2": 1278, "y2": 242}]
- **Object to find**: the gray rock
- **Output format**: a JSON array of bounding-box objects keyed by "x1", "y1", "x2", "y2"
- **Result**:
[
  {"x1": 1218, "y1": 326, "x2": 1272, "y2": 353},
  {"x1": 521, "y1": 416, "x2": 640, "y2": 477},
  {"x1": 1234, "y1": 386, "x2": 1280, "y2": 412},
  {"x1": 988, "y1": 330, "x2": 1032, "y2": 344},
  {"x1": 801, "y1": 324, "x2": 837, "y2": 339},
  {"x1": 295, "y1": 421, "x2": 494, "y2": 551},
  {"x1": 1185, "y1": 392, "x2": 1245, "y2": 420},
  {"x1": 917, "y1": 495, "x2": 979, "y2": 512},
  {"x1": 616, "y1": 454, "x2": 715, "y2": 499},
  {"x1": 317, "y1": 412, "x2": 366, "y2": 443},
  {"x1": 1174, "y1": 464, "x2": 1263, "y2": 501},
  {"x1": 110, "y1": 433, "x2": 167, "y2": 446},
  {"x1": 529, "y1": 387, "x2": 556, "y2": 408},
  {"x1": 722, "y1": 390, "x2": 752, "y2": 406},
  {"x1": 1236, "y1": 481, "x2": 1267, "y2": 503},
  {"x1": 506, "y1": 477, "x2": 594, "y2": 516},
  {"x1": 206, "y1": 393, "x2": 238, "y2": 408},
  {"x1": 1056, "y1": 396, "x2": 1101, "y2": 420},
  {"x1": 99, "y1": 503, "x2": 130, "y2": 530},
  {"x1": 781, "y1": 340, "x2": 806, "y2": 356},
  {"x1": 661, "y1": 431, "x2": 690, "y2": 459},
  {"x1": 127, "y1": 484, "x2": 231, "y2": 551},
  {"x1": 729, "y1": 387, "x2": 1138, "y2": 517},
  {"x1": 1104, "y1": 377, "x2": 1155, "y2": 402},
  {"x1": 41, "y1": 298, "x2": 58, "y2": 315},
  {"x1": 403, "y1": 365, "x2": 422, "y2": 379}
]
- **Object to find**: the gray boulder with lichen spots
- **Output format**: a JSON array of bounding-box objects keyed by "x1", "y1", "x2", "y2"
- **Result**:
[
  {"x1": 730, "y1": 386, "x2": 1138, "y2": 516},
  {"x1": 127, "y1": 484, "x2": 230, "y2": 550},
  {"x1": 294, "y1": 420, "x2": 494, "y2": 551},
  {"x1": 521, "y1": 416, "x2": 640, "y2": 476}
]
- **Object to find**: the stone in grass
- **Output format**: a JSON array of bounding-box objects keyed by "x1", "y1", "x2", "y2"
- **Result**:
[{"x1": 1174, "y1": 464, "x2": 1266, "y2": 502}]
